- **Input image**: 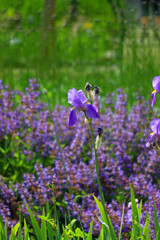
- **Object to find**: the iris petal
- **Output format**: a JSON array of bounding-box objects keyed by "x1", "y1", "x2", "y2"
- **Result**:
[
  {"x1": 150, "y1": 119, "x2": 160, "y2": 135},
  {"x1": 85, "y1": 104, "x2": 99, "y2": 119},
  {"x1": 68, "y1": 88, "x2": 77, "y2": 104},
  {"x1": 151, "y1": 92, "x2": 157, "y2": 108},
  {"x1": 68, "y1": 88, "x2": 86, "y2": 109},
  {"x1": 155, "y1": 81, "x2": 160, "y2": 92},
  {"x1": 152, "y1": 76, "x2": 160, "y2": 90},
  {"x1": 77, "y1": 90, "x2": 88, "y2": 104},
  {"x1": 146, "y1": 133, "x2": 155, "y2": 147},
  {"x1": 68, "y1": 108, "x2": 77, "y2": 126}
]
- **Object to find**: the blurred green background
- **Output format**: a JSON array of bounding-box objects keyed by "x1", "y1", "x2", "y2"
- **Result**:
[{"x1": 0, "y1": 0, "x2": 160, "y2": 106}]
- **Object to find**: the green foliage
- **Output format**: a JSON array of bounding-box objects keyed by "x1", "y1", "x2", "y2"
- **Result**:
[
  {"x1": 0, "y1": 186, "x2": 159, "y2": 239},
  {"x1": 26, "y1": 202, "x2": 43, "y2": 240},
  {"x1": 93, "y1": 195, "x2": 117, "y2": 240},
  {"x1": 142, "y1": 212, "x2": 150, "y2": 240},
  {"x1": 0, "y1": 135, "x2": 34, "y2": 182},
  {"x1": 10, "y1": 222, "x2": 20, "y2": 240},
  {"x1": 0, "y1": 216, "x2": 7, "y2": 240},
  {"x1": 118, "y1": 202, "x2": 125, "y2": 240},
  {"x1": 130, "y1": 184, "x2": 152, "y2": 240},
  {"x1": 154, "y1": 202, "x2": 160, "y2": 240},
  {"x1": 130, "y1": 184, "x2": 141, "y2": 238}
]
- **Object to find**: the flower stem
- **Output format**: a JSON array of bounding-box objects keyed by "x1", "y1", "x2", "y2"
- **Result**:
[{"x1": 89, "y1": 120, "x2": 106, "y2": 214}]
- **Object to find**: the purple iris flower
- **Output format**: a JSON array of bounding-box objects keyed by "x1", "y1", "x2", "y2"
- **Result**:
[
  {"x1": 68, "y1": 88, "x2": 99, "y2": 126},
  {"x1": 151, "y1": 76, "x2": 160, "y2": 107},
  {"x1": 146, "y1": 119, "x2": 160, "y2": 147}
]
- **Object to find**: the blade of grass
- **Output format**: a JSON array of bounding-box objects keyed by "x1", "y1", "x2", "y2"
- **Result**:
[
  {"x1": 26, "y1": 202, "x2": 43, "y2": 240},
  {"x1": 93, "y1": 195, "x2": 117, "y2": 240},
  {"x1": 96, "y1": 215, "x2": 109, "y2": 240},
  {"x1": 142, "y1": 212, "x2": 150, "y2": 240},
  {"x1": 98, "y1": 228, "x2": 103, "y2": 240},
  {"x1": 77, "y1": 216, "x2": 86, "y2": 240},
  {"x1": 24, "y1": 219, "x2": 29, "y2": 240},
  {"x1": 130, "y1": 184, "x2": 139, "y2": 223},
  {"x1": 130, "y1": 184, "x2": 141, "y2": 238},
  {"x1": 46, "y1": 201, "x2": 55, "y2": 240},
  {"x1": 41, "y1": 208, "x2": 47, "y2": 240},
  {"x1": 118, "y1": 202, "x2": 125, "y2": 240},
  {"x1": 86, "y1": 220, "x2": 93, "y2": 240},
  {"x1": 10, "y1": 222, "x2": 20, "y2": 240},
  {"x1": 154, "y1": 201, "x2": 160, "y2": 234},
  {"x1": 155, "y1": 229, "x2": 160, "y2": 240},
  {"x1": 0, "y1": 216, "x2": 6, "y2": 240},
  {"x1": 4, "y1": 219, "x2": 7, "y2": 240},
  {"x1": 138, "y1": 200, "x2": 142, "y2": 221},
  {"x1": 18, "y1": 221, "x2": 23, "y2": 240},
  {"x1": 54, "y1": 201, "x2": 61, "y2": 240},
  {"x1": 11, "y1": 223, "x2": 20, "y2": 239}
]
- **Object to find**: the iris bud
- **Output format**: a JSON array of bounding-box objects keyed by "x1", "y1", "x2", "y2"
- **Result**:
[
  {"x1": 85, "y1": 82, "x2": 92, "y2": 91},
  {"x1": 95, "y1": 127, "x2": 103, "y2": 149},
  {"x1": 97, "y1": 127, "x2": 103, "y2": 136},
  {"x1": 85, "y1": 82, "x2": 95, "y2": 101},
  {"x1": 94, "y1": 86, "x2": 100, "y2": 95}
]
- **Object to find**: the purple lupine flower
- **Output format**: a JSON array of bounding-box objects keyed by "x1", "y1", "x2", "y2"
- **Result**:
[
  {"x1": 68, "y1": 88, "x2": 99, "y2": 126},
  {"x1": 151, "y1": 76, "x2": 160, "y2": 107},
  {"x1": 146, "y1": 119, "x2": 160, "y2": 147}
]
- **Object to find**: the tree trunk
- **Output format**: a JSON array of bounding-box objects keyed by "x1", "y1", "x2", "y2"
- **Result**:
[{"x1": 41, "y1": 0, "x2": 56, "y2": 66}]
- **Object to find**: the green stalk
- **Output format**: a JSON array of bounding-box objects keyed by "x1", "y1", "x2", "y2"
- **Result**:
[
  {"x1": 89, "y1": 119, "x2": 118, "y2": 238},
  {"x1": 89, "y1": 120, "x2": 107, "y2": 218}
]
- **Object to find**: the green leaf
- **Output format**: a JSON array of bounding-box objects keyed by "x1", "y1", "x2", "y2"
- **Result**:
[
  {"x1": 130, "y1": 184, "x2": 140, "y2": 223},
  {"x1": 46, "y1": 201, "x2": 55, "y2": 240},
  {"x1": 26, "y1": 202, "x2": 43, "y2": 240},
  {"x1": 0, "y1": 147, "x2": 5, "y2": 154},
  {"x1": 4, "y1": 163, "x2": 9, "y2": 171},
  {"x1": 24, "y1": 219, "x2": 29, "y2": 240},
  {"x1": 4, "y1": 220, "x2": 7, "y2": 240},
  {"x1": 142, "y1": 212, "x2": 150, "y2": 240},
  {"x1": 118, "y1": 202, "x2": 125, "y2": 240},
  {"x1": 130, "y1": 184, "x2": 141, "y2": 238},
  {"x1": 154, "y1": 202, "x2": 160, "y2": 234},
  {"x1": 98, "y1": 229, "x2": 104, "y2": 240},
  {"x1": 86, "y1": 221, "x2": 93, "y2": 240},
  {"x1": 41, "y1": 208, "x2": 47, "y2": 240},
  {"x1": 54, "y1": 202, "x2": 61, "y2": 240},
  {"x1": 0, "y1": 216, "x2": 6, "y2": 240},
  {"x1": 96, "y1": 215, "x2": 109, "y2": 240},
  {"x1": 62, "y1": 227, "x2": 69, "y2": 240},
  {"x1": 138, "y1": 200, "x2": 142, "y2": 221},
  {"x1": 75, "y1": 228, "x2": 84, "y2": 238},
  {"x1": 93, "y1": 195, "x2": 117, "y2": 240},
  {"x1": 18, "y1": 222, "x2": 23, "y2": 240},
  {"x1": 9, "y1": 222, "x2": 20, "y2": 240},
  {"x1": 155, "y1": 229, "x2": 160, "y2": 240}
]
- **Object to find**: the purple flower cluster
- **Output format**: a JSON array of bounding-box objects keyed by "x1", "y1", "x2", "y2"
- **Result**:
[{"x1": 0, "y1": 80, "x2": 159, "y2": 238}]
